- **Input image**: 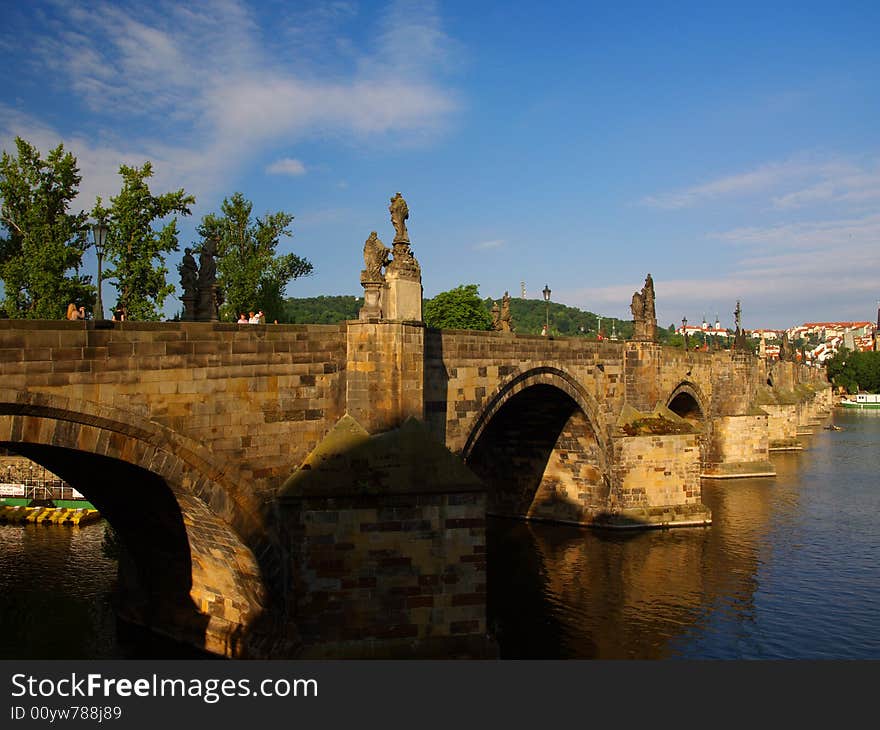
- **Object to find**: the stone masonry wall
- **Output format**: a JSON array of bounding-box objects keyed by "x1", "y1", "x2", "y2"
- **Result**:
[
  {"x1": 527, "y1": 409, "x2": 608, "y2": 524},
  {"x1": 703, "y1": 414, "x2": 774, "y2": 477},
  {"x1": 427, "y1": 330, "x2": 626, "y2": 454},
  {"x1": 281, "y1": 491, "x2": 489, "y2": 658},
  {"x1": 0, "y1": 320, "x2": 347, "y2": 495},
  {"x1": 762, "y1": 403, "x2": 801, "y2": 449},
  {"x1": 345, "y1": 321, "x2": 425, "y2": 434},
  {"x1": 610, "y1": 433, "x2": 704, "y2": 516}
]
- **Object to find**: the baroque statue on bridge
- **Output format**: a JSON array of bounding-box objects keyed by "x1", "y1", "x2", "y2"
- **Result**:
[
  {"x1": 500, "y1": 291, "x2": 513, "y2": 333},
  {"x1": 389, "y1": 192, "x2": 409, "y2": 243},
  {"x1": 195, "y1": 236, "x2": 220, "y2": 322},
  {"x1": 179, "y1": 248, "x2": 198, "y2": 299},
  {"x1": 491, "y1": 301, "x2": 501, "y2": 331},
  {"x1": 733, "y1": 300, "x2": 749, "y2": 352},
  {"x1": 361, "y1": 231, "x2": 390, "y2": 283},
  {"x1": 179, "y1": 247, "x2": 199, "y2": 321},
  {"x1": 630, "y1": 273, "x2": 657, "y2": 342}
]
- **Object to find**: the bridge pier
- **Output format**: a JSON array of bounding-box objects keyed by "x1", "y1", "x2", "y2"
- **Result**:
[
  {"x1": 608, "y1": 431, "x2": 711, "y2": 527},
  {"x1": 278, "y1": 416, "x2": 494, "y2": 658},
  {"x1": 701, "y1": 414, "x2": 776, "y2": 478}
]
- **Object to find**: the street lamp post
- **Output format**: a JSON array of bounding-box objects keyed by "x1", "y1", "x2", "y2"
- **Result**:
[
  {"x1": 542, "y1": 284, "x2": 551, "y2": 336},
  {"x1": 91, "y1": 220, "x2": 108, "y2": 320},
  {"x1": 682, "y1": 316, "x2": 689, "y2": 350}
]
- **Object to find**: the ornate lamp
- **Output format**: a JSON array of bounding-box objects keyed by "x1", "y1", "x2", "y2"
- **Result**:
[
  {"x1": 543, "y1": 284, "x2": 551, "y2": 334},
  {"x1": 91, "y1": 221, "x2": 108, "y2": 320}
]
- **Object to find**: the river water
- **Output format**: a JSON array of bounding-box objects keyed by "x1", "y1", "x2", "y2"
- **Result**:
[{"x1": 1, "y1": 409, "x2": 878, "y2": 659}]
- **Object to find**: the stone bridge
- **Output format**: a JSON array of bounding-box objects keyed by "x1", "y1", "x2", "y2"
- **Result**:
[{"x1": 0, "y1": 318, "x2": 831, "y2": 658}]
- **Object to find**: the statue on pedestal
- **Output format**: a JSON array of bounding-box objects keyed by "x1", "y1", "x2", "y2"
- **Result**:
[
  {"x1": 360, "y1": 231, "x2": 390, "y2": 319},
  {"x1": 630, "y1": 273, "x2": 657, "y2": 341},
  {"x1": 358, "y1": 192, "x2": 423, "y2": 322},
  {"x1": 779, "y1": 332, "x2": 791, "y2": 362},
  {"x1": 389, "y1": 192, "x2": 409, "y2": 243},
  {"x1": 179, "y1": 247, "x2": 199, "y2": 321},
  {"x1": 733, "y1": 300, "x2": 748, "y2": 352},
  {"x1": 362, "y1": 231, "x2": 390, "y2": 283},
  {"x1": 491, "y1": 301, "x2": 501, "y2": 331},
  {"x1": 500, "y1": 291, "x2": 513, "y2": 333},
  {"x1": 385, "y1": 193, "x2": 420, "y2": 282},
  {"x1": 196, "y1": 236, "x2": 220, "y2": 322}
]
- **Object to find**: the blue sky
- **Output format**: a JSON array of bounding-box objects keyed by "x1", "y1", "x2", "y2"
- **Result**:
[{"x1": 2, "y1": 0, "x2": 879, "y2": 329}]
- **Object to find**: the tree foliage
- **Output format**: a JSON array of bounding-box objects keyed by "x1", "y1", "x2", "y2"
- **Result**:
[
  {"x1": 0, "y1": 137, "x2": 93, "y2": 318},
  {"x1": 198, "y1": 192, "x2": 312, "y2": 321},
  {"x1": 424, "y1": 284, "x2": 493, "y2": 330},
  {"x1": 93, "y1": 162, "x2": 194, "y2": 321},
  {"x1": 281, "y1": 295, "x2": 361, "y2": 324},
  {"x1": 826, "y1": 348, "x2": 880, "y2": 393}
]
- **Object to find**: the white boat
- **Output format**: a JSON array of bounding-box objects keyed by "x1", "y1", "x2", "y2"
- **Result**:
[{"x1": 839, "y1": 393, "x2": 880, "y2": 409}]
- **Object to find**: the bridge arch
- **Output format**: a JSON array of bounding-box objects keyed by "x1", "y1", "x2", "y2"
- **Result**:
[
  {"x1": 462, "y1": 366, "x2": 609, "y2": 459},
  {"x1": 666, "y1": 381, "x2": 709, "y2": 423},
  {"x1": 0, "y1": 391, "x2": 268, "y2": 657},
  {"x1": 462, "y1": 367, "x2": 612, "y2": 524}
]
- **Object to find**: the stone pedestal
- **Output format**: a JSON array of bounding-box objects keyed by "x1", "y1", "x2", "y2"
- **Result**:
[
  {"x1": 181, "y1": 295, "x2": 197, "y2": 322},
  {"x1": 383, "y1": 239, "x2": 422, "y2": 322},
  {"x1": 359, "y1": 278, "x2": 383, "y2": 320},
  {"x1": 384, "y1": 272, "x2": 422, "y2": 322},
  {"x1": 197, "y1": 285, "x2": 220, "y2": 322}
]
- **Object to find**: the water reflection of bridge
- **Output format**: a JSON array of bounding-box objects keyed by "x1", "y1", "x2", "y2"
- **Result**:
[{"x1": 490, "y1": 469, "x2": 785, "y2": 658}]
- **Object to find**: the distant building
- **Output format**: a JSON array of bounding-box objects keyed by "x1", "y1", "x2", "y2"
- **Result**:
[
  {"x1": 750, "y1": 328, "x2": 783, "y2": 340},
  {"x1": 788, "y1": 321, "x2": 875, "y2": 341},
  {"x1": 676, "y1": 318, "x2": 730, "y2": 339}
]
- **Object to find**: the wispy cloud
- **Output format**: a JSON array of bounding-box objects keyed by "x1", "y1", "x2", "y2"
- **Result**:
[
  {"x1": 567, "y1": 210, "x2": 880, "y2": 327},
  {"x1": 266, "y1": 158, "x2": 307, "y2": 176},
  {"x1": 640, "y1": 156, "x2": 878, "y2": 211},
  {"x1": 2, "y1": 0, "x2": 461, "y2": 204},
  {"x1": 473, "y1": 239, "x2": 504, "y2": 250}
]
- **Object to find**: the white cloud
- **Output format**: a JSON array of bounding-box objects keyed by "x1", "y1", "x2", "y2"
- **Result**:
[
  {"x1": 564, "y1": 211, "x2": 880, "y2": 328},
  {"x1": 641, "y1": 159, "x2": 817, "y2": 209},
  {"x1": 473, "y1": 239, "x2": 504, "y2": 250},
  {"x1": 266, "y1": 158, "x2": 307, "y2": 176},
  {"x1": 4, "y1": 0, "x2": 461, "y2": 204},
  {"x1": 643, "y1": 154, "x2": 880, "y2": 214}
]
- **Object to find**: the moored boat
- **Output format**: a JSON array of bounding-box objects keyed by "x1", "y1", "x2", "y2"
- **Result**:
[{"x1": 839, "y1": 393, "x2": 880, "y2": 409}]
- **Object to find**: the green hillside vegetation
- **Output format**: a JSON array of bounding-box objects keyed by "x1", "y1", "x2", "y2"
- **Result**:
[
  {"x1": 280, "y1": 295, "x2": 361, "y2": 324},
  {"x1": 281, "y1": 292, "x2": 658, "y2": 340}
]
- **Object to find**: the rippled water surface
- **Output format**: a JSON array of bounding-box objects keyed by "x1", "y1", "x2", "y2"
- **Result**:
[
  {"x1": 489, "y1": 409, "x2": 880, "y2": 658},
  {"x1": 2, "y1": 410, "x2": 878, "y2": 658},
  {"x1": 0, "y1": 522, "x2": 208, "y2": 658}
]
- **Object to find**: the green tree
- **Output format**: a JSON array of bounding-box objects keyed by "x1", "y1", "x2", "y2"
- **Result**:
[
  {"x1": 425, "y1": 284, "x2": 493, "y2": 330},
  {"x1": 0, "y1": 137, "x2": 93, "y2": 318},
  {"x1": 93, "y1": 162, "x2": 194, "y2": 321},
  {"x1": 827, "y1": 349, "x2": 880, "y2": 393},
  {"x1": 282, "y1": 295, "x2": 361, "y2": 324},
  {"x1": 198, "y1": 192, "x2": 312, "y2": 320}
]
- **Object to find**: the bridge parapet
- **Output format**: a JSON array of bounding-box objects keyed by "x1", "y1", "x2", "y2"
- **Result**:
[{"x1": 0, "y1": 319, "x2": 349, "y2": 491}]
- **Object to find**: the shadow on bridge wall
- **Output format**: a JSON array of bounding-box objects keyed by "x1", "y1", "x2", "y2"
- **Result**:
[
  {"x1": 467, "y1": 383, "x2": 611, "y2": 524},
  {"x1": 423, "y1": 329, "x2": 449, "y2": 445}
]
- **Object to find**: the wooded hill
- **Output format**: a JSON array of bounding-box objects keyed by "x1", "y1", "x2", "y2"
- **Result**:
[{"x1": 280, "y1": 294, "x2": 672, "y2": 341}]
